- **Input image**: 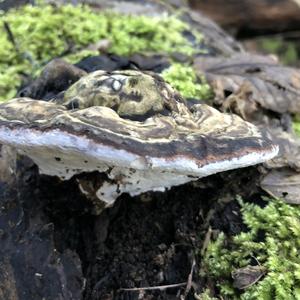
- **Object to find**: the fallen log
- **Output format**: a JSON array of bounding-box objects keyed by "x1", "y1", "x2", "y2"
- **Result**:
[{"x1": 188, "y1": 0, "x2": 300, "y2": 36}]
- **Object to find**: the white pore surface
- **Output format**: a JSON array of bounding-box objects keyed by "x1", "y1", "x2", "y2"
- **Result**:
[{"x1": 0, "y1": 127, "x2": 279, "y2": 206}]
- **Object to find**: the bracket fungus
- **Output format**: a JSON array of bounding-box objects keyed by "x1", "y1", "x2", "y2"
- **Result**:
[{"x1": 0, "y1": 70, "x2": 278, "y2": 210}]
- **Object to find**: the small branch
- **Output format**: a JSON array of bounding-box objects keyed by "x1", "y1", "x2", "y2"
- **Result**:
[
  {"x1": 119, "y1": 282, "x2": 186, "y2": 292},
  {"x1": 182, "y1": 258, "x2": 196, "y2": 299},
  {"x1": 3, "y1": 21, "x2": 39, "y2": 69},
  {"x1": 201, "y1": 226, "x2": 212, "y2": 256},
  {"x1": 3, "y1": 21, "x2": 20, "y2": 53}
]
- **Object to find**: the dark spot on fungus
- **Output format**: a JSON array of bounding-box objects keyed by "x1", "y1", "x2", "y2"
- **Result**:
[
  {"x1": 129, "y1": 77, "x2": 138, "y2": 87},
  {"x1": 66, "y1": 99, "x2": 80, "y2": 110},
  {"x1": 55, "y1": 157, "x2": 61, "y2": 162},
  {"x1": 245, "y1": 67, "x2": 261, "y2": 73},
  {"x1": 79, "y1": 83, "x2": 86, "y2": 90},
  {"x1": 119, "y1": 91, "x2": 142, "y2": 102}
]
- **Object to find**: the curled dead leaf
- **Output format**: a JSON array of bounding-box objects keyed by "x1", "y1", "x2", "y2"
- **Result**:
[{"x1": 232, "y1": 265, "x2": 266, "y2": 290}]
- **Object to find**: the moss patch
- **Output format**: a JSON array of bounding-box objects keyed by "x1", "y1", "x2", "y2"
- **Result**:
[
  {"x1": 259, "y1": 37, "x2": 298, "y2": 65},
  {"x1": 0, "y1": 2, "x2": 204, "y2": 101},
  {"x1": 202, "y1": 197, "x2": 300, "y2": 300},
  {"x1": 293, "y1": 122, "x2": 300, "y2": 137},
  {"x1": 161, "y1": 63, "x2": 213, "y2": 100},
  {"x1": 293, "y1": 115, "x2": 300, "y2": 137}
]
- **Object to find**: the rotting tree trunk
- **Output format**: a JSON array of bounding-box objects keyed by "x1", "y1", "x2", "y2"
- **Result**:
[{"x1": 188, "y1": 0, "x2": 300, "y2": 36}]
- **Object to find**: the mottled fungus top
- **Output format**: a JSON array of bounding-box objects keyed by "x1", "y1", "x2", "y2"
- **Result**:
[{"x1": 0, "y1": 70, "x2": 278, "y2": 208}]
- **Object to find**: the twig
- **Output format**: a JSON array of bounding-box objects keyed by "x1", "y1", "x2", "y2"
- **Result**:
[
  {"x1": 201, "y1": 226, "x2": 212, "y2": 256},
  {"x1": 3, "y1": 21, "x2": 20, "y2": 53},
  {"x1": 119, "y1": 282, "x2": 186, "y2": 292},
  {"x1": 182, "y1": 258, "x2": 196, "y2": 299},
  {"x1": 3, "y1": 21, "x2": 39, "y2": 69}
]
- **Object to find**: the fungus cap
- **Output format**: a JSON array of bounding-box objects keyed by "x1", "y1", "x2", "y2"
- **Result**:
[{"x1": 0, "y1": 70, "x2": 278, "y2": 207}]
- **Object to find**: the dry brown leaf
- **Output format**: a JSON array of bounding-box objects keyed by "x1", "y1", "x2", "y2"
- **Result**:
[
  {"x1": 261, "y1": 168, "x2": 300, "y2": 204},
  {"x1": 232, "y1": 265, "x2": 266, "y2": 290},
  {"x1": 195, "y1": 54, "x2": 300, "y2": 122}
]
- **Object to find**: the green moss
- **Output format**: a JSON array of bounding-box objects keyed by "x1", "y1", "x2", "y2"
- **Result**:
[
  {"x1": 293, "y1": 121, "x2": 300, "y2": 137},
  {"x1": 161, "y1": 63, "x2": 213, "y2": 100},
  {"x1": 260, "y1": 37, "x2": 298, "y2": 65},
  {"x1": 202, "y1": 197, "x2": 300, "y2": 300},
  {"x1": 64, "y1": 50, "x2": 100, "y2": 64},
  {"x1": 292, "y1": 115, "x2": 300, "y2": 137},
  {"x1": 195, "y1": 289, "x2": 218, "y2": 300},
  {"x1": 0, "y1": 2, "x2": 203, "y2": 101}
]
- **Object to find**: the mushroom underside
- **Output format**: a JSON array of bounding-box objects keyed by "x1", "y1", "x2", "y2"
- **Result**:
[{"x1": 0, "y1": 122, "x2": 278, "y2": 207}]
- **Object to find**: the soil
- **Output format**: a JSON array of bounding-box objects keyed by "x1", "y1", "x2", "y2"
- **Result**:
[{"x1": 0, "y1": 149, "x2": 262, "y2": 299}]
